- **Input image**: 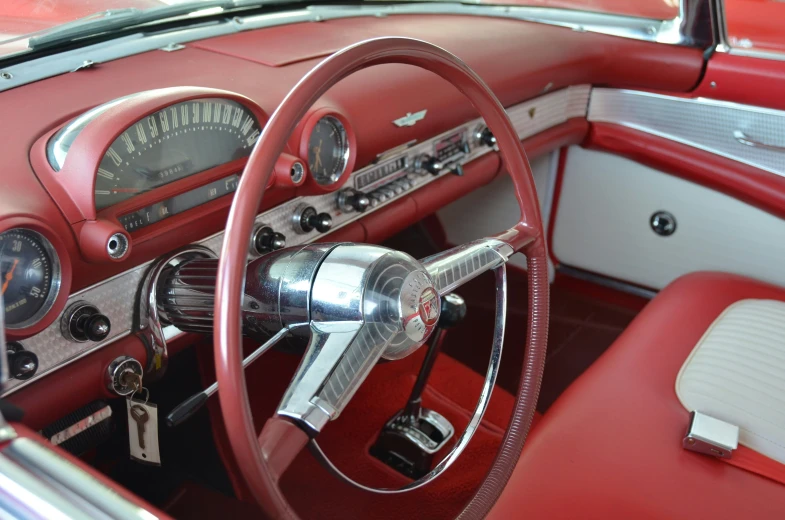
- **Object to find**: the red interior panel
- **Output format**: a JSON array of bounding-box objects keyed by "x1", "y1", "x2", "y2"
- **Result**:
[
  {"x1": 489, "y1": 272, "x2": 785, "y2": 519},
  {"x1": 586, "y1": 122, "x2": 785, "y2": 221}
]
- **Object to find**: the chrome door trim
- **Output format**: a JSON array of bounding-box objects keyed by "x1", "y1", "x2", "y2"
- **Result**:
[
  {"x1": 588, "y1": 88, "x2": 785, "y2": 178},
  {"x1": 0, "y1": 437, "x2": 163, "y2": 520}
]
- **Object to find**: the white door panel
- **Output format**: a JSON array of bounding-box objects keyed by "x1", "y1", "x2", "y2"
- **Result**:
[
  {"x1": 552, "y1": 146, "x2": 785, "y2": 290},
  {"x1": 437, "y1": 152, "x2": 556, "y2": 275}
]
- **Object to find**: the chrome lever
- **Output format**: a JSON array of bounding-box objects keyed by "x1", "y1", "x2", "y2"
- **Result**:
[
  {"x1": 165, "y1": 322, "x2": 307, "y2": 427},
  {"x1": 733, "y1": 130, "x2": 785, "y2": 152}
]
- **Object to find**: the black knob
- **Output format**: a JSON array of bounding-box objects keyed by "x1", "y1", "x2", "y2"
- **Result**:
[
  {"x1": 253, "y1": 226, "x2": 286, "y2": 254},
  {"x1": 650, "y1": 211, "x2": 677, "y2": 237},
  {"x1": 478, "y1": 127, "x2": 496, "y2": 147},
  {"x1": 64, "y1": 303, "x2": 111, "y2": 342},
  {"x1": 419, "y1": 155, "x2": 443, "y2": 175},
  {"x1": 300, "y1": 206, "x2": 333, "y2": 233},
  {"x1": 450, "y1": 164, "x2": 464, "y2": 176},
  {"x1": 9, "y1": 349, "x2": 38, "y2": 380},
  {"x1": 438, "y1": 293, "x2": 467, "y2": 329},
  {"x1": 83, "y1": 313, "x2": 111, "y2": 342},
  {"x1": 338, "y1": 188, "x2": 370, "y2": 213}
]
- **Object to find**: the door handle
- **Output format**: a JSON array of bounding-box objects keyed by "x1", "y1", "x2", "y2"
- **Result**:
[{"x1": 733, "y1": 130, "x2": 785, "y2": 152}]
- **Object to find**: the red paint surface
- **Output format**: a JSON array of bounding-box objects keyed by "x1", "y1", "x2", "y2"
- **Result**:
[
  {"x1": 490, "y1": 272, "x2": 785, "y2": 519},
  {"x1": 695, "y1": 52, "x2": 785, "y2": 112},
  {"x1": 725, "y1": 0, "x2": 785, "y2": 54}
]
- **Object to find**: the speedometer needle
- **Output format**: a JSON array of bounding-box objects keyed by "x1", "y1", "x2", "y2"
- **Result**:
[{"x1": 2, "y1": 258, "x2": 19, "y2": 295}]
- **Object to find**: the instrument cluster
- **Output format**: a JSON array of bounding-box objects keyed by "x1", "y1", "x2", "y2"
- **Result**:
[{"x1": 1, "y1": 84, "x2": 590, "y2": 394}]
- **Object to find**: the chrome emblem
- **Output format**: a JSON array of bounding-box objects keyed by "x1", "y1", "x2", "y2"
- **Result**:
[
  {"x1": 393, "y1": 110, "x2": 427, "y2": 128},
  {"x1": 418, "y1": 286, "x2": 440, "y2": 327}
]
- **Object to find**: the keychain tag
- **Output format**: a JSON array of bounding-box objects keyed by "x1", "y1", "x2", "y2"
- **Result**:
[{"x1": 127, "y1": 398, "x2": 161, "y2": 466}]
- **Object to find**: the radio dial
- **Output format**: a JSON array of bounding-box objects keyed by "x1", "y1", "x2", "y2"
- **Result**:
[
  {"x1": 417, "y1": 155, "x2": 443, "y2": 176},
  {"x1": 477, "y1": 127, "x2": 496, "y2": 147}
]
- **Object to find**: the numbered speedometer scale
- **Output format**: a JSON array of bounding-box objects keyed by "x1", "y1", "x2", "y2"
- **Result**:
[
  {"x1": 95, "y1": 98, "x2": 260, "y2": 209},
  {"x1": 0, "y1": 230, "x2": 59, "y2": 328}
]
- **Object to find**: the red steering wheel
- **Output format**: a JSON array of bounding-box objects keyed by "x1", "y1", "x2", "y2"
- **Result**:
[{"x1": 214, "y1": 37, "x2": 550, "y2": 519}]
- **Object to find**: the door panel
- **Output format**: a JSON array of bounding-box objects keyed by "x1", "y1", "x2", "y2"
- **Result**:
[{"x1": 552, "y1": 146, "x2": 785, "y2": 290}]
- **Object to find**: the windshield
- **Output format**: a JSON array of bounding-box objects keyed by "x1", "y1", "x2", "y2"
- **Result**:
[{"x1": 0, "y1": 0, "x2": 680, "y2": 62}]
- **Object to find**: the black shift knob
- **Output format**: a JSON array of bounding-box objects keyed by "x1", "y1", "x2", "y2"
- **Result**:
[{"x1": 438, "y1": 293, "x2": 467, "y2": 329}]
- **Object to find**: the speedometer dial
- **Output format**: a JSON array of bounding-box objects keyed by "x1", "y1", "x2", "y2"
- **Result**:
[
  {"x1": 307, "y1": 116, "x2": 349, "y2": 185},
  {"x1": 94, "y1": 98, "x2": 260, "y2": 209},
  {"x1": 0, "y1": 229, "x2": 60, "y2": 329}
]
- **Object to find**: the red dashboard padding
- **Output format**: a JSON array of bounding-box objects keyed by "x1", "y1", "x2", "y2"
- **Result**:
[{"x1": 489, "y1": 272, "x2": 785, "y2": 520}]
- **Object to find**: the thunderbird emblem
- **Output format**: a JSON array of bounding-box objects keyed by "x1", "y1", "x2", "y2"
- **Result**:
[{"x1": 393, "y1": 110, "x2": 427, "y2": 127}]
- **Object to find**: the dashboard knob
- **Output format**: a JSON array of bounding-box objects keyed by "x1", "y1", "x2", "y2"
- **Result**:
[
  {"x1": 62, "y1": 302, "x2": 112, "y2": 343},
  {"x1": 478, "y1": 127, "x2": 496, "y2": 147},
  {"x1": 417, "y1": 155, "x2": 443, "y2": 176},
  {"x1": 8, "y1": 348, "x2": 38, "y2": 380},
  {"x1": 83, "y1": 314, "x2": 112, "y2": 342},
  {"x1": 253, "y1": 226, "x2": 286, "y2": 255},
  {"x1": 337, "y1": 188, "x2": 370, "y2": 213},
  {"x1": 438, "y1": 293, "x2": 467, "y2": 329},
  {"x1": 450, "y1": 164, "x2": 465, "y2": 176},
  {"x1": 297, "y1": 206, "x2": 333, "y2": 234}
]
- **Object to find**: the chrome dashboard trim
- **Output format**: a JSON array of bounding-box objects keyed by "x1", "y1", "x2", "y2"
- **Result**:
[
  {"x1": 2, "y1": 85, "x2": 589, "y2": 396},
  {"x1": 0, "y1": 437, "x2": 162, "y2": 520},
  {"x1": 588, "y1": 88, "x2": 785, "y2": 178},
  {"x1": 0, "y1": 2, "x2": 695, "y2": 93}
]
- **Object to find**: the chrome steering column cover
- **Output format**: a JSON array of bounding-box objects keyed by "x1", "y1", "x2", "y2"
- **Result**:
[{"x1": 278, "y1": 244, "x2": 442, "y2": 431}]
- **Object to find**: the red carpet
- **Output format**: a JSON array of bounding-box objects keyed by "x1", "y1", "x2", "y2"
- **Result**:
[{"x1": 196, "y1": 335, "x2": 530, "y2": 519}]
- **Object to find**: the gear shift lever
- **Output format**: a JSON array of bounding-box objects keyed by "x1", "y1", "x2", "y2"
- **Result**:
[{"x1": 371, "y1": 293, "x2": 467, "y2": 478}]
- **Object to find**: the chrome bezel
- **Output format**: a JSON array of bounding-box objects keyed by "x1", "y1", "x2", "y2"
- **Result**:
[
  {"x1": 1, "y1": 229, "x2": 62, "y2": 330},
  {"x1": 309, "y1": 116, "x2": 350, "y2": 186}
]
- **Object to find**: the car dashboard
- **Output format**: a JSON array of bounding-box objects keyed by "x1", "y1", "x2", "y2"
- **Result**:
[{"x1": 0, "y1": 11, "x2": 705, "y2": 428}]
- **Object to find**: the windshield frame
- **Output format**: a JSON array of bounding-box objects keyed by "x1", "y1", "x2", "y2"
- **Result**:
[{"x1": 0, "y1": 0, "x2": 715, "y2": 93}]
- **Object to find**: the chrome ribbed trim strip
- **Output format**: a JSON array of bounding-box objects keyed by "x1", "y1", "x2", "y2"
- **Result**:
[
  {"x1": 588, "y1": 88, "x2": 785, "y2": 177},
  {"x1": 3, "y1": 85, "x2": 589, "y2": 396}
]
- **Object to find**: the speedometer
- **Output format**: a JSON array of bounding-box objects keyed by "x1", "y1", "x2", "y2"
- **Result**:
[{"x1": 94, "y1": 98, "x2": 260, "y2": 209}]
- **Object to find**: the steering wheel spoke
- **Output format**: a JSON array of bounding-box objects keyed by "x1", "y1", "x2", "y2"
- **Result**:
[{"x1": 421, "y1": 237, "x2": 514, "y2": 295}]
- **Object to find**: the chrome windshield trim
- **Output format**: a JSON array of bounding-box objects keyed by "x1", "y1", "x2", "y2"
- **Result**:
[{"x1": 0, "y1": 2, "x2": 698, "y2": 93}]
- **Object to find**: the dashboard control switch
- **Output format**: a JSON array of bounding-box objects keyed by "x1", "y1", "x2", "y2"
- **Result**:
[
  {"x1": 416, "y1": 155, "x2": 443, "y2": 176},
  {"x1": 477, "y1": 127, "x2": 496, "y2": 147},
  {"x1": 337, "y1": 188, "x2": 371, "y2": 213},
  {"x1": 253, "y1": 226, "x2": 286, "y2": 255},
  {"x1": 6, "y1": 343, "x2": 38, "y2": 381},
  {"x1": 450, "y1": 164, "x2": 465, "y2": 176},
  {"x1": 294, "y1": 205, "x2": 333, "y2": 234},
  {"x1": 62, "y1": 302, "x2": 112, "y2": 343}
]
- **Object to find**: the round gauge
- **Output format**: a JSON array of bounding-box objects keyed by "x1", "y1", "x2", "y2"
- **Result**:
[
  {"x1": 307, "y1": 116, "x2": 350, "y2": 185},
  {"x1": 0, "y1": 229, "x2": 60, "y2": 329}
]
